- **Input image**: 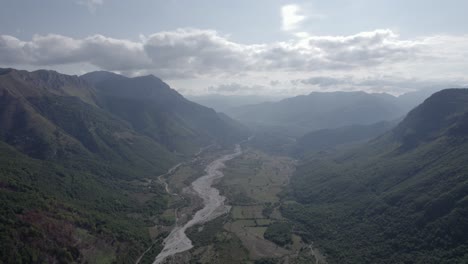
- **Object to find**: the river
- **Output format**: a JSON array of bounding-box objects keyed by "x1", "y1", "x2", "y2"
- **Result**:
[{"x1": 153, "y1": 144, "x2": 242, "y2": 264}]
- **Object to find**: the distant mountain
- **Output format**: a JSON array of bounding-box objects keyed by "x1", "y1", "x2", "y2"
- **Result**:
[
  {"x1": 79, "y1": 70, "x2": 126, "y2": 85},
  {"x1": 188, "y1": 94, "x2": 283, "y2": 113},
  {"x1": 226, "y1": 91, "x2": 407, "y2": 136},
  {"x1": 0, "y1": 68, "x2": 247, "y2": 262},
  {"x1": 396, "y1": 86, "x2": 445, "y2": 112},
  {"x1": 83, "y1": 72, "x2": 248, "y2": 155},
  {"x1": 284, "y1": 88, "x2": 468, "y2": 263},
  {"x1": 226, "y1": 89, "x2": 443, "y2": 137},
  {"x1": 392, "y1": 88, "x2": 468, "y2": 150}
]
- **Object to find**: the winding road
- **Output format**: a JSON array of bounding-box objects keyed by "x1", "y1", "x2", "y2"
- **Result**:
[{"x1": 153, "y1": 144, "x2": 242, "y2": 264}]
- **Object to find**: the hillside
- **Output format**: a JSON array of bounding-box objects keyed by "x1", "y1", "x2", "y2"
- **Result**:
[
  {"x1": 283, "y1": 89, "x2": 468, "y2": 263},
  {"x1": 0, "y1": 68, "x2": 247, "y2": 262},
  {"x1": 0, "y1": 68, "x2": 178, "y2": 173},
  {"x1": 292, "y1": 120, "x2": 397, "y2": 158},
  {"x1": 83, "y1": 72, "x2": 248, "y2": 154}
]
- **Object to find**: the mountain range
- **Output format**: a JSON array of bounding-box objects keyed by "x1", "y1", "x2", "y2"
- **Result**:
[
  {"x1": 1, "y1": 66, "x2": 467, "y2": 263},
  {"x1": 225, "y1": 89, "x2": 442, "y2": 137},
  {"x1": 188, "y1": 94, "x2": 284, "y2": 113}
]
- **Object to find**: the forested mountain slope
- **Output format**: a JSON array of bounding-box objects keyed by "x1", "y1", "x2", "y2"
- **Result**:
[
  {"x1": 83, "y1": 71, "x2": 248, "y2": 154},
  {"x1": 284, "y1": 89, "x2": 468, "y2": 263},
  {"x1": 0, "y1": 68, "x2": 247, "y2": 262},
  {"x1": 292, "y1": 120, "x2": 397, "y2": 158}
]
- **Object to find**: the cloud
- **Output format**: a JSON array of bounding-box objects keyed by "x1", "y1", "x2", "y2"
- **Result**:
[
  {"x1": 77, "y1": 0, "x2": 106, "y2": 13},
  {"x1": 281, "y1": 4, "x2": 306, "y2": 31},
  {"x1": 0, "y1": 29, "x2": 448, "y2": 74},
  {"x1": 0, "y1": 34, "x2": 149, "y2": 70},
  {"x1": 270, "y1": 80, "x2": 280, "y2": 86},
  {"x1": 295, "y1": 76, "x2": 348, "y2": 87},
  {"x1": 308, "y1": 30, "x2": 419, "y2": 66},
  {"x1": 0, "y1": 35, "x2": 29, "y2": 64},
  {"x1": 207, "y1": 83, "x2": 268, "y2": 95},
  {"x1": 254, "y1": 29, "x2": 424, "y2": 72},
  {"x1": 144, "y1": 29, "x2": 253, "y2": 76},
  {"x1": 1, "y1": 28, "x2": 468, "y2": 94},
  {"x1": 0, "y1": 29, "x2": 423, "y2": 74}
]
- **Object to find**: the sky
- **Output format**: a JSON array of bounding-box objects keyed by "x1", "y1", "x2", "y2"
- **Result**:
[{"x1": 1, "y1": 0, "x2": 468, "y2": 96}]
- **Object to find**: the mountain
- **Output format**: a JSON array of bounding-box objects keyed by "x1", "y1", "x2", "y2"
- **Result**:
[
  {"x1": 396, "y1": 86, "x2": 445, "y2": 112},
  {"x1": 82, "y1": 72, "x2": 248, "y2": 154},
  {"x1": 0, "y1": 68, "x2": 247, "y2": 262},
  {"x1": 225, "y1": 91, "x2": 407, "y2": 136},
  {"x1": 188, "y1": 94, "x2": 283, "y2": 113},
  {"x1": 292, "y1": 120, "x2": 397, "y2": 158},
  {"x1": 78, "y1": 70, "x2": 126, "y2": 85},
  {"x1": 0, "y1": 68, "x2": 176, "y2": 172},
  {"x1": 283, "y1": 89, "x2": 468, "y2": 263}
]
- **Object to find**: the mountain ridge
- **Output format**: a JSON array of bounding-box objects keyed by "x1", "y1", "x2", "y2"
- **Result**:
[
  {"x1": 284, "y1": 88, "x2": 468, "y2": 263},
  {"x1": 82, "y1": 70, "x2": 248, "y2": 154},
  {"x1": 225, "y1": 90, "x2": 407, "y2": 136},
  {"x1": 0, "y1": 67, "x2": 247, "y2": 262}
]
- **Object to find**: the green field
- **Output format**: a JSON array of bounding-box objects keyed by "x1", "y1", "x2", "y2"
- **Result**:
[{"x1": 180, "y1": 148, "x2": 326, "y2": 263}]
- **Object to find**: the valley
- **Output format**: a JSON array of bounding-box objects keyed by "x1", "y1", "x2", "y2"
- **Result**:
[
  {"x1": 1, "y1": 67, "x2": 467, "y2": 264},
  {"x1": 141, "y1": 142, "x2": 326, "y2": 264},
  {"x1": 4, "y1": 2, "x2": 468, "y2": 262},
  {"x1": 154, "y1": 144, "x2": 242, "y2": 263},
  {"x1": 144, "y1": 89, "x2": 468, "y2": 264}
]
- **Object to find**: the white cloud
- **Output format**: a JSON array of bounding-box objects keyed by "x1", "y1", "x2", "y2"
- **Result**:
[
  {"x1": 77, "y1": 0, "x2": 106, "y2": 13},
  {"x1": 281, "y1": 5, "x2": 306, "y2": 31},
  {"x1": 144, "y1": 29, "x2": 254, "y2": 76},
  {"x1": 0, "y1": 34, "x2": 149, "y2": 70},
  {"x1": 1, "y1": 29, "x2": 422, "y2": 76},
  {"x1": 1, "y1": 28, "x2": 468, "y2": 95}
]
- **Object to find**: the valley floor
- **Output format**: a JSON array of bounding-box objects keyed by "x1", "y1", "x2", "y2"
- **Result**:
[{"x1": 145, "y1": 145, "x2": 327, "y2": 264}]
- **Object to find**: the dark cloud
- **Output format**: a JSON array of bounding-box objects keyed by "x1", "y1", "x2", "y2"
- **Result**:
[
  {"x1": 295, "y1": 76, "x2": 349, "y2": 87},
  {"x1": 270, "y1": 80, "x2": 280, "y2": 86}
]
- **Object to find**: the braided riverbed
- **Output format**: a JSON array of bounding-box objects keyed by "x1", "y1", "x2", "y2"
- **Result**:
[{"x1": 153, "y1": 144, "x2": 242, "y2": 264}]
